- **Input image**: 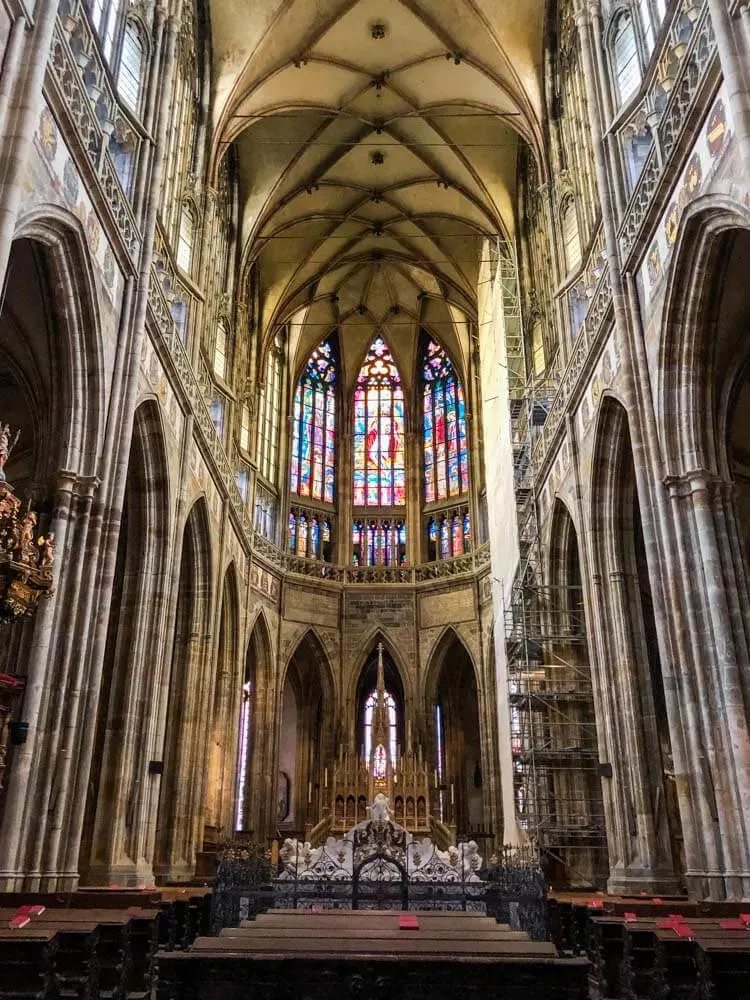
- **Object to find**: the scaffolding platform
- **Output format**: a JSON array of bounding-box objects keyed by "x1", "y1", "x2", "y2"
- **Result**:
[{"x1": 504, "y1": 322, "x2": 608, "y2": 889}]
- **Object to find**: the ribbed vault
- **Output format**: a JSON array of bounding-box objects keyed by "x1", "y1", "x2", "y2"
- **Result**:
[{"x1": 210, "y1": 0, "x2": 545, "y2": 382}]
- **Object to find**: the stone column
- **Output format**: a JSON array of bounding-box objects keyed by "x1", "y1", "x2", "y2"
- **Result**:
[
  {"x1": 0, "y1": 674, "x2": 25, "y2": 795},
  {"x1": 0, "y1": 471, "x2": 99, "y2": 891},
  {"x1": 572, "y1": 0, "x2": 686, "y2": 893},
  {"x1": 0, "y1": 1, "x2": 59, "y2": 287},
  {"x1": 709, "y1": 0, "x2": 750, "y2": 169},
  {"x1": 665, "y1": 470, "x2": 750, "y2": 898}
]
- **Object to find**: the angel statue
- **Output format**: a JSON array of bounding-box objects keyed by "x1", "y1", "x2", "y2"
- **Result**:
[
  {"x1": 369, "y1": 793, "x2": 392, "y2": 824},
  {"x1": 37, "y1": 531, "x2": 55, "y2": 570}
]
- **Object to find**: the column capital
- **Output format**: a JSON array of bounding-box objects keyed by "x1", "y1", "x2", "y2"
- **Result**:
[{"x1": 663, "y1": 469, "x2": 733, "y2": 500}]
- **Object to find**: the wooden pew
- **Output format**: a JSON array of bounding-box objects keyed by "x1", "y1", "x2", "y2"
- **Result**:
[
  {"x1": 0, "y1": 927, "x2": 58, "y2": 999},
  {"x1": 222, "y1": 926, "x2": 530, "y2": 943}
]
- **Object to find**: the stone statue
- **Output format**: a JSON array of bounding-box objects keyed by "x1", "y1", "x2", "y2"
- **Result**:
[
  {"x1": 37, "y1": 531, "x2": 55, "y2": 570},
  {"x1": 369, "y1": 792, "x2": 391, "y2": 824},
  {"x1": 17, "y1": 510, "x2": 37, "y2": 563},
  {"x1": 0, "y1": 423, "x2": 20, "y2": 482}
]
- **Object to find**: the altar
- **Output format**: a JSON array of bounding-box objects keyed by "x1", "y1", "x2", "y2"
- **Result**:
[
  {"x1": 211, "y1": 794, "x2": 547, "y2": 940},
  {"x1": 276, "y1": 792, "x2": 483, "y2": 911},
  {"x1": 311, "y1": 644, "x2": 435, "y2": 842}
]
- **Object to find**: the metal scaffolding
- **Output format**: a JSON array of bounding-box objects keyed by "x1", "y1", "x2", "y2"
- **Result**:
[{"x1": 503, "y1": 292, "x2": 608, "y2": 888}]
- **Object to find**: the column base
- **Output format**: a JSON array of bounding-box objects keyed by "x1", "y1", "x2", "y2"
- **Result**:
[
  {"x1": 607, "y1": 866, "x2": 684, "y2": 898},
  {"x1": 0, "y1": 871, "x2": 83, "y2": 892},
  {"x1": 153, "y1": 862, "x2": 197, "y2": 885},
  {"x1": 685, "y1": 871, "x2": 750, "y2": 901},
  {"x1": 82, "y1": 862, "x2": 156, "y2": 889}
]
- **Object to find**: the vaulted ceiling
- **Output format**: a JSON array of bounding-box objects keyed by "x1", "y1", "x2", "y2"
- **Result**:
[{"x1": 209, "y1": 0, "x2": 546, "y2": 389}]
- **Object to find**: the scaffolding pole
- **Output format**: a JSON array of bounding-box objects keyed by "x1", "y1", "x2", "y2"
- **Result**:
[{"x1": 504, "y1": 304, "x2": 608, "y2": 889}]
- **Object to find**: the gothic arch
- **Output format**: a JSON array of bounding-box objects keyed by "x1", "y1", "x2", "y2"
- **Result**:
[
  {"x1": 283, "y1": 627, "x2": 336, "y2": 709},
  {"x1": 590, "y1": 393, "x2": 683, "y2": 893},
  {"x1": 79, "y1": 399, "x2": 171, "y2": 884},
  {"x1": 246, "y1": 606, "x2": 275, "y2": 673},
  {"x1": 347, "y1": 629, "x2": 412, "y2": 712},
  {"x1": 424, "y1": 625, "x2": 488, "y2": 839},
  {"x1": 11, "y1": 207, "x2": 105, "y2": 475},
  {"x1": 658, "y1": 195, "x2": 750, "y2": 476},
  {"x1": 154, "y1": 496, "x2": 214, "y2": 882},
  {"x1": 204, "y1": 562, "x2": 242, "y2": 840},
  {"x1": 353, "y1": 642, "x2": 407, "y2": 765},
  {"x1": 235, "y1": 608, "x2": 277, "y2": 837},
  {"x1": 423, "y1": 625, "x2": 480, "y2": 713},
  {"x1": 279, "y1": 628, "x2": 336, "y2": 836},
  {"x1": 545, "y1": 496, "x2": 581, "y2": 588}
]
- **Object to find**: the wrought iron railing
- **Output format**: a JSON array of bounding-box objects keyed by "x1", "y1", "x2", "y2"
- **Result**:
[{"x1": 210, "y1": 846, "x2": 548, "y2": 941}]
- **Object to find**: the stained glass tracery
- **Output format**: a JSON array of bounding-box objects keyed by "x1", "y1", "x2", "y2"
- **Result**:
[
  {"x1": 290, "y1": 340, "x2": 336, "y2": 503},
  {"x1": 364, "y1": 689, "x2": 398, "y2": 767},
  {"x1": 353, "y1": 337, "x2": 405, "y2": 507},
  {"x1": 422, "y1": 340, "x2": 469, "y2": 502}
]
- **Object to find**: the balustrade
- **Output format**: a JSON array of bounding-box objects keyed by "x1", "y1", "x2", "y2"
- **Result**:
[
  {"x1": 618, "y1": 1, "x2": 716, "y2": 260},
  {"x1": 50, "y1": 1, "x2": 145, "y2": 258}
]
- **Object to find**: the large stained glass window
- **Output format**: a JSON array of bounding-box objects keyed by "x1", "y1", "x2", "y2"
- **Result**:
[
  {"x1": 422, "y1": 339, "x2": 469, "y2": 502},
  {"x1": 352, "y1": 519, "x2": 407, "y2": 567},
  {"x1": 354, "y1": 337, "x2": 405, "y2": 507},
  {"x1": 290, "y1": 340, "x2": 336, "y2": 503},
  {"x1": 257, "y1": 340, "x2": 283, "y2": 485},
  {"x1": 426, "y1": 508, "x2": 471, "y2": 561},
  {"x1": 363, "y1": 689, "x2": 398, "y2": 767}
]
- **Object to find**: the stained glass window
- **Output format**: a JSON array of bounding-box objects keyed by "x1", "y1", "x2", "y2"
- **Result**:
[
  {"x1": 254, "y1": 483, "x2": 276, "y2": 541},
  {"x1": 257, "y1": 342, "x2": 283, "y2": 485},
  {"x1": 353, "y1": 337, "x2": 405, "y2": 507},
  {"x1": 239, "y1": 403, "x2": 251, "y2": 453},
  {"x1": 422, "y1": 340, "x2": 469, "y2": 502},
  {"x1": 118, "y1": 20, "x2": 145, "y2": 113},
  {"x1": 290, "y1": 340, "x2": 336, "y2": 503},
  {"x1": 289, "y1": 508, "x2": 332, "y2": 560},
  {"x1": 364, "y1": 689, "x2": 397, "y2": 766},
  {"x1": 352, "y1": 520, "x2": 406, "y2": 567},
  {"x1": 177, "y1": 203, "x2": 195, "y2": 273},
  {"x1": 235, "y1": 679, "x2": 252, "y2": 830},
  {"x1": 426, "y1": 510, "x2": 471, "y2": 560},
  {"x1": 214, "y1": 321, "x2": 229, "y2": 380}
]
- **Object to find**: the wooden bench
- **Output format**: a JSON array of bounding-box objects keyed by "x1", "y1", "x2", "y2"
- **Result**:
[
  {"x1": 0, "y1": 927, "x2": 58, "y2": 999},
  {"x1": 156, "y1": 908, "x2": 589, "y2": 1000}
]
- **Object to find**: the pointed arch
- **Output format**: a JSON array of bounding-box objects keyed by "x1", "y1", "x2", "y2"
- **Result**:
[
  {"x1": 80, "y1": 399, "x2": 171, "y2": 884},
  {"x1": 424, "y1": 625, "x2": 486, "y2": 841},
  {"x1": 12, "y1": 207, "x2": 105, "y2": 476},
  {"x1": 155, "y1": 496, "x2": 214, "y2": 882},
  {"x1": 246, "y1": 606, "x2": 275, "y2": 670},
  {"x1": 283, "y1": 626, "x2": 336, "y2": 709},
  {"x1": 204, "y1": 561, "x2": 242, "y2": 841},
  {"x1": 546, "y1": 496, "x2": 580, "y2": 586},
  {"x1": 353, "y1": 335, "x2": 406, "y2": 507},
  {"x1": 235, "y1": 606, "x2": 276, "y2": 836},
  {"x1": 281, "y1": 627, "x2": 336, "y2": 833},
  {"x1": 546, "y1": 497, "x2": 588, "y2": 642},
  {"x1": 346, "y1": 628, "x2": 412, "y2": 710},
  {"x1": 658, "y1": 196, "x2": 750, "y2": 477},
  {"x1": 423, "y1": 624, "x2": 480, "y2": 713},
  {"x1": 353, "y1": 639, "x2": 407, "y2": 765},
  {"x1": 590, "y1": 393, "x2": 683, "y2": 889}
]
